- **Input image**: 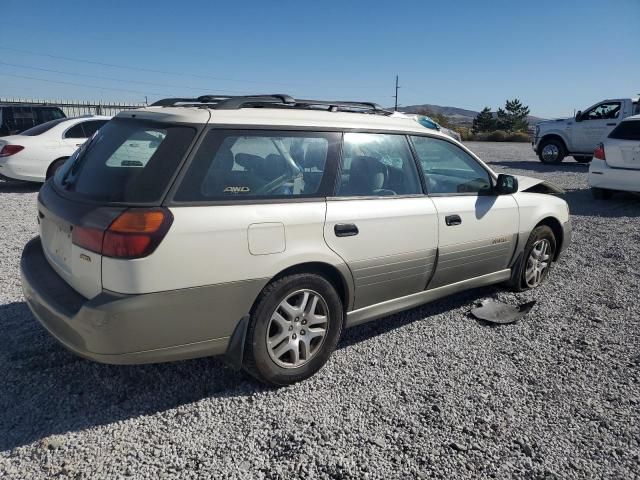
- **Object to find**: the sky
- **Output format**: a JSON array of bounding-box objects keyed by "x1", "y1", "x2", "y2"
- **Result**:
[{"x1": 0, "y1": 0, "x2": 638, "y2": 118}]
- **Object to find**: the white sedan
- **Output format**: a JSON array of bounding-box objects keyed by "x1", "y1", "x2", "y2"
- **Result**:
[
  {"x1": 589, "y1": 114, "x2": 640, "y2": 199},
  {"x1": 0, "y1": 115, "x2": 111, "y2": 183}
]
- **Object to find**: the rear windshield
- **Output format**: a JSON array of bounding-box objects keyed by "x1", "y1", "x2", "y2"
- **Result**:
[
  {"x1": 54, "y1": 118, "x2": 196, "y2": 204},
  {"x1": 609, "y1": 120, "x2": 640, "y2": 141},
  {"x1": 21, "y1": 117, "x2": 69, "y2": 136}
]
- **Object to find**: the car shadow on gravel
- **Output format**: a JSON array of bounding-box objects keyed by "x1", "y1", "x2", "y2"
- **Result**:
[
  {"x1": 0, "y1": 180, "x2": 40, "y2": 193},
  {"x1": 0, "y1": 283, "x2": 503, "y2": 451},
  {"x1": 561, "y1": 188, "x2": 640, "y2": 217},
  {"x1": 0, "y1": 302, "x2": 268, "y2": 451},
  {"x1": 339, "y1": 284, "x2": 502, "y2": 348}
]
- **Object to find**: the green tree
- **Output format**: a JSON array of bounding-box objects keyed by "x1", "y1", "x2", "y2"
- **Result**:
[
  {"x1": 496, "y1": 99, "x2": 530, "y2": 132},
  {"x1": 472, "y1": 107, "x2": 495, "y2": 133}
]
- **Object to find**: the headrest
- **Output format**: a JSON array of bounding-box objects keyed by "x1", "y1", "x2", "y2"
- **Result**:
[
  {"x1": 213, "y1": 145, "x2": 234, "y2": 170},
  {"x1": 303, "y1": 142, "x2": 327, "y2": 169},
  {"x1": 235, "y1": 153, "x2": 263, "y2": 171},
  {"x1": 348, "y1": 156, "x2": 386, "y2": 194}
]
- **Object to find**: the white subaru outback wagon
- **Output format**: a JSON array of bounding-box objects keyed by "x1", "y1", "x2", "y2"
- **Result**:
[{"x1": 21, "y1": 94, "x2": 571, "y2": 385}]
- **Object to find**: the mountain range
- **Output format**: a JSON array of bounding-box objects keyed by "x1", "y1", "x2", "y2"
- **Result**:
[{"x1": 395, "y1": 104, "x2": 548, "y2": 126}]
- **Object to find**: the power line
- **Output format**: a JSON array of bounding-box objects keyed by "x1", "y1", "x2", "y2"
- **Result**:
[
  {"x1": 0, "y1": 61, "x2": 255, "y2": 95},
  {"x1": 0, "y1": 45, "x2": 299, "y2": 87},
  {"x1": 0, "y1": 45, "x2": 392, "y2": 92},
  {"x1": 0, "y1": 72, "x2": 172, "y2": 97}
]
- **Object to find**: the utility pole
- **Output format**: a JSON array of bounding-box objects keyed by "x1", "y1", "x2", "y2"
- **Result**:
[{"x1": 394, "y1": 75, "x2": 400, "y2": 111}]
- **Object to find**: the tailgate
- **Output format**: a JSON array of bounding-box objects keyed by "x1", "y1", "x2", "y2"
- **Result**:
[
  {"x1": 37, "y1": 182, "x2": 125, "y2": 299},
  {"x1": 606, "y1": 138, "x2": 640, "y2": 170}
]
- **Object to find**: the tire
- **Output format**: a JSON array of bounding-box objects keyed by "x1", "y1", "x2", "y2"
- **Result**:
[
  {"x1": 538, "y1": 139, "x2": 565, "y2": 164},
  {"x1": 591, "y1": 187, "x2": 613, "y2": 199},
  {"x1": 243, "y1": 273, "x2": 344, "y2": 386},
  {"x1": 46, "y1": 157, "x2": 69, "y2": 180},
  {"x1": 509, "y1": 225, "x2": 556, "y2": 292},
  {"x1": 573, "y1": 156, "x2": 592, "y2": 163}
]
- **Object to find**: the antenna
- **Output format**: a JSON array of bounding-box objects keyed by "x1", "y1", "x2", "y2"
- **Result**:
[{"x1": 394, "y1": 75, "x2": 400, "y2": 111}]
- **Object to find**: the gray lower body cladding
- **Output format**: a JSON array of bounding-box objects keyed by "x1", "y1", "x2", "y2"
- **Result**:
[
  {"x1": 428, "y1": 236, "x2": 517, "y2": 289},
  {"x1": 350, "y1": 249, "x2": 437, "y2": 310},
  {"x1": 20, "y1": 237, "x2": 267, "y2": 364}
]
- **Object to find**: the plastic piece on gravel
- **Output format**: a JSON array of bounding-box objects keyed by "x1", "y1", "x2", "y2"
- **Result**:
[{"x1": 470, "y1": 299, "x2": 536, "y2": 324}]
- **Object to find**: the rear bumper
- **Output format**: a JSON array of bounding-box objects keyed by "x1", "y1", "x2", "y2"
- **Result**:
[
  {"x1": 21, "y1": 237, "x2": 266, "y2": 364},
  {"x1": 588, "y1": 159, "x2": 640, "y2": 193}
]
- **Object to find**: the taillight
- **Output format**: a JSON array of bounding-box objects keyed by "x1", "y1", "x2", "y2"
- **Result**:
[
  {"x1": 0, "y1": 145, "x2": 24, "y2": 157},
  {"x1": 71, "y1": 208, "x2": 173, "y2": 259},
  {"x1": 594, "y1": 143, "x2": 606, "y2": 161}
]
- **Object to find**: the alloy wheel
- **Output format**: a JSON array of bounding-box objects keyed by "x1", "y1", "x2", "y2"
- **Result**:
[
  {"x1": 525, "y1": 239, "x2": 552, "y2": 288},
  {"x1": 266, "y1": 289, "x2": 329, "y2": 368},
  {"x1": 541, "y1": 144, "x2": 559, "y2": 162}
]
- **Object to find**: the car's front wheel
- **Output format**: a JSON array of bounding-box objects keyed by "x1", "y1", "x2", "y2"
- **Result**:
[
  {"x1": 538, "y1": 139, "x2": 565, "y2": 164},
  {"x1": 243, "y1": 273, "x2": 343, "y2": 386},
  {"x1": 510, "y1": 225, "x2": 556, "y2": 291}
]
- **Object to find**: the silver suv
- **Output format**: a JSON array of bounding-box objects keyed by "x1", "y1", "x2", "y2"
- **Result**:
[{"x1": 21, "y1": 94, "x2": 571, "y2": 385}]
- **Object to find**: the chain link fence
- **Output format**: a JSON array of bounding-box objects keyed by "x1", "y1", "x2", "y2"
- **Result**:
[{"x1": 0, "y1": 97, "x2": 147, "y2": 117}]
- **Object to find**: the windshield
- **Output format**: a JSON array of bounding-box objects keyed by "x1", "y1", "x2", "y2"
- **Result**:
[{"x1": 54, "y1": 118, "x2": 196, "y2": 204}]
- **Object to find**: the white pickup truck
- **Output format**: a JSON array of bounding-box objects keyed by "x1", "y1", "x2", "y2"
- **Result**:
[{"x1": 533, "y1": 97, "x2": 640, "y2": 164}]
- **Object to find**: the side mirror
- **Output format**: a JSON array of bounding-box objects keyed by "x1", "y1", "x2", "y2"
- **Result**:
[
  {"x1": 575, "y1": 111, "x2": 582, "y2": 122},
  {"x1": 495, "y1": 174, "x2": 518, "y2": 195}
]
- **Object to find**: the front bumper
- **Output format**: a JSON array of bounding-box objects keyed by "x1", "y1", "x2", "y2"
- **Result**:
[
  {"x1": 531, "y1": 137, "x2": 541, "y2": 153},
  {"x1": 20, "y1": 237, "x2": 264, "y2": 364}
]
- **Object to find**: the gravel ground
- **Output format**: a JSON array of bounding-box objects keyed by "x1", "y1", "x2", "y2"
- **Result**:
[{"x1": 1, "y1": 142, "x2": 639, "y2": 479}]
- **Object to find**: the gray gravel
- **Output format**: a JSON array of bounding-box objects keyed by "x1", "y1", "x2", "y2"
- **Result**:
[{"x1": 1, "y1": 142, "x2": 639, "y2": 479}]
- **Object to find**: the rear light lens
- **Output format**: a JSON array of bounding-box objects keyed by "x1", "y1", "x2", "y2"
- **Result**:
[
  {"x1": 71, "y1": 226, "x2": 104, "y2": 254},
  {"x1": 594, "y1": 143, "x2": 606, "y2": 161},
  {"x1": 0, "y1": 145, "x2": 24, "y2": 157},
  {"x1": 71, "y1": 208, "x2": 173, "y2": 259}
]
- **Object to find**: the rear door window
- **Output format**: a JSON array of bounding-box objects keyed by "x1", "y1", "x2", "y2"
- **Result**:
[
  {"x1": 64, "y1": 123, "x2": 86, "y2": 139},
  {"x1": 81, "y1": 120, "x2": 107, "y2": 137},
  {"x1": 173, "y1": 130, "x2": 340, "y2": 201},
  {"x1": 54, "y1": 118, "x2": 197, "y2": 204},
  {"x1": 36, "y1": 107, "x2": 65, "y2": 123},
  {"x1": 609, "y1": 120, "x2": 640, "y2": 141}
]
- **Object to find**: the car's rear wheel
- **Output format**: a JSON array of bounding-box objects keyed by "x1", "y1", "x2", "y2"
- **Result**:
[
  {"x1": 46, "y1": 157, "x2": 69, "y2": 180},
  {"x1": 538, "y1": 139, "x2": 565, "y2": 164},
  {"x1": 243, "y1": 273, "x2": 343, "y2": 386},
  {"x1": 573, "y1": 156, "x2": 592, "y2": 163},
  {"x1": 510, "y1": 225, "x2": 556, "y2": 291},
  {"x1": 591, "y1": 187, "x2": 613, "y2": 199}
]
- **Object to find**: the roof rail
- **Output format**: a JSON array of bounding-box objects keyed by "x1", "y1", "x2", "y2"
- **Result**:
[{"x1": 149, "y1": 94, "x2": 391, "y2": 115}]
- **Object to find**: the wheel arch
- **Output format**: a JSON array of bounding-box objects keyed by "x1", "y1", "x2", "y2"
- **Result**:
[
  {"x1": 45, "y1": 156, "x2": 70, "y2": 179},
  {"x1": 534, "y1": 216, "x2": 563, "y2": 261},
  {"x1": 266, "y1": 261, "x2": 353, "y2": 312},
  {"x1": 539, "y1": 134, "x2": 568, "y2": 154}
]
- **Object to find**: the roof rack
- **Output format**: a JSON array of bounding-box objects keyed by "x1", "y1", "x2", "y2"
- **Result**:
[{"x1": 150, "y1": 94, "x2": 391, "y2": 115}]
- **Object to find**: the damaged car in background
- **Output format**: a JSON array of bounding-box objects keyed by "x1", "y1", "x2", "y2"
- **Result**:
[{"x1": 20, "y1": 94, "x2": 570, "y2": 386}]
